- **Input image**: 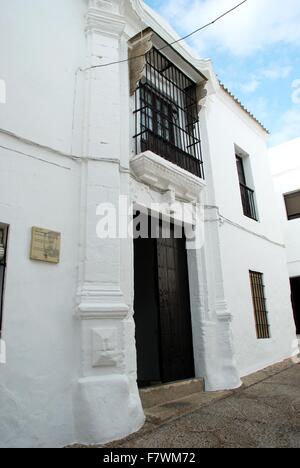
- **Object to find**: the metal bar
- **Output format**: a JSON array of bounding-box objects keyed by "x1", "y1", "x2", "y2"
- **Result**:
[
  {"x1": 134, "y1": 48, "x2": 204, "y2": 178},
  {"x1": 240, "y1": 183, "x2": 258, "y2": 221},
  {"x1": 250, "y1": 271, "x2": 270, "y2": 339}
]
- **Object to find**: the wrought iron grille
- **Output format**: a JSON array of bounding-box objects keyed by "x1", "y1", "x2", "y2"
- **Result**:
[
  {"x1": 249, "y1": 271, "x2": 270, "y2": 339},
  {"x1": 0, "y1": 225, "x2": 8, "y2": 338},
  {"x1": 134, "y1": 48, "x2": 204, "y2": 179},
  {"x1": 240, "y1": 183, "x2": 258, "y2": 221}
]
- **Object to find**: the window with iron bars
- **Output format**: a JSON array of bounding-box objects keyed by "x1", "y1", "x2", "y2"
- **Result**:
[
  {"x1": 249, "y1": 271, "x2": 270, "y2": 339},
  {"x1": 134, "y1": 48, "x2": 204, "y2": 179}
]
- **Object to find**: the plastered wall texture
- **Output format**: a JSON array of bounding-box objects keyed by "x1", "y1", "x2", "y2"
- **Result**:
[{"x1": 0, "y1": 0, "x2": 297, "y2": 448}]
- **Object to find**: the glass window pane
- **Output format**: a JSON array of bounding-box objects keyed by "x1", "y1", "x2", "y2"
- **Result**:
[{"x1": 236, "y1": 156, "x2": 246, "y2": 185}]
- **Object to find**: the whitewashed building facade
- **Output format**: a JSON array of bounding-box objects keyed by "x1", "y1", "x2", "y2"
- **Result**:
[
  {"x1": 269, "y1": 137, "x2": 300, "y2": 339},
  {"x1": 0, "y1": 0, "x2": 298, "y2": 448}
]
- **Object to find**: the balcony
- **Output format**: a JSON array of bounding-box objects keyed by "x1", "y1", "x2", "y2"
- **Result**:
[
  {"x1": 240, "y1": 183, "x2": 258, "y2": 221},
  {"x1": 133, "y1": 48, "x2": 204, "y2": 180},
  {"x1": 140, "y1": 126, "x2": 203, "y2": 179}
]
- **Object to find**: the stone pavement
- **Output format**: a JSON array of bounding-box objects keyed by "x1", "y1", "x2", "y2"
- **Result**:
[{"x1": 101, "y1": 359, "x2": 300, "y2": 449}]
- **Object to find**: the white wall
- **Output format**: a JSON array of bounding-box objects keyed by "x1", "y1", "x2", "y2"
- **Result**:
[
  {"x1": 0, "y1": 0, "x2": 147, "y2": 448},
  {"x1": 0, "y1": 0, "x2": 85, "y2": 448},
  {"x1": 0, "y1": 0, "x2": 87, "y2": 154},
  {"x1": 220, "y1": 224, "x2": 297, "y2": 376},
  {"x1": 205, "y1": 89, "x2": 283, "y2": 243},
  {"x1": 0, "y1": 0, "x2": 298, "y2": 448},
  {"x1": 269, "y1": 137, "x2": 300, "y2": 279},
  {"x1": 0, "y1": 132, "x2": 81, "y2": 448},
  {"x1": 204, "y1": 89, "x2": 298, "y2": 376}
]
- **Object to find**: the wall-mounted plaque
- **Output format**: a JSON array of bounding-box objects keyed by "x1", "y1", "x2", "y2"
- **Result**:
[{"x1": 30, "y1": 227, "x2": 61, "y2": 264}]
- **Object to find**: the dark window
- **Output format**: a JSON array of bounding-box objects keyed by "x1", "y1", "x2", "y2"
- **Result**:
[
  {"x1": 140, "y1": 87, "x2": 175, "y2": 145},
  {"x1": 236, "y1": 155, "x2": 258, "y2": 221},
  {"x1": 0, "y1": 225, "x2": 8, "y2": 338},
  {"x1": 290, "y1": 277, "x2": 300, "y2": 335},
  {"x1": 249, "y1": 271, "x2": 270, "y2": 339},
  {"x1": 236, "y1": 156, "x2": 246, "y2": 185},
  {"x1": 134, "y1": 48, "x2": 204, "y2": 179},
  {"x1": 284, "y1": 191, "x2": 300, "y2": 220}
]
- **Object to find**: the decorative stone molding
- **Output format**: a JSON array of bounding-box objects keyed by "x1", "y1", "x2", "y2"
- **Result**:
[
  {"x1": 128, "y1": 27, "x2": 207, "y2": 100},
  {"x1": 215, "y1": 301, "x2": 233, "y2": 322},
  {"x1": 88, "y1": 0, "x2": 117, "y2": 13},
  {"x1": 78, "y1": 303, "x2": 129, "y2": 320},
  {"x1": 91, "y1": 328, "x2": 118, "y2": 367},
  {"x1": 128, "y1": 28, "x2": 154, "y2": 96},
  {"x1": 93, "y1": 0, "x2": 113, "y2": 11},
  {"x1": 77, "y1": 287, "x2": 129, "y2": 320},
  {"x1": 130, "y1": 151, "x2": 206, "y2": 203},
  {"x1": 204, "y1": 205, "x2": 223, "y2": 227},
  {"x1": 86, "y1": 0, "x2": 126, "y2": 37},
  {"x1": 196, "y1": 83, "x2": 208, "y2": 113}
]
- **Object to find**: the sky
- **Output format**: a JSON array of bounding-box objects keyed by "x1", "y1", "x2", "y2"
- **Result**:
[{"x1": 145, "y1": 0, "x2": 300, "y2": 146}]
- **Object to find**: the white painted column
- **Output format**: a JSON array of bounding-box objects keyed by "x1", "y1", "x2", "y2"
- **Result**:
[
  {"x1": 187, "y1": 97, "x2": 241, "y2": 392},
  {"x1": 74, "y1": 0, "x2": 144, "y2": 445}
]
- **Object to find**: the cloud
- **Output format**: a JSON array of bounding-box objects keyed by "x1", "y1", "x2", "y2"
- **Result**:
[
  {"x1": 234, "y1": 64, "x2": 293, "y2": 95},
  {"x1": 240, "y1": 79, "x2": 260, "y2": 94},
  {"x1": 262, "y1": 66, "x2": 293, "y2": 80},
  {"x1": 155, "y1": 0, "x2": 300, "y2": 56},
  {"x1": 269, "y1": 107, "x2": 300, "y2": 146},
  {"x1": 292, "y1": 79, "x2": 300, "y2": 104},
  {"x1": 146, "y1": 0, "x2": 300, "y2": 140}
]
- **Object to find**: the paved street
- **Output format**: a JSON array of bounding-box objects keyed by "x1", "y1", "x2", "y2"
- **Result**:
[{"x1": 102, "y1": 360, "x2": 300, "y2": 449}]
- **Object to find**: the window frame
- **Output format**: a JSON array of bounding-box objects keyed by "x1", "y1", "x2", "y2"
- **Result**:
[
  {"x1": 249, "y1": 270, "x2": 270, "y2": 340},
  {"x1": 134, "y1": 47, "x2": 204, "y2": 179},
  {"x1": 284, "y1": 190, "x2": 300, "y2": 221},
  {"x1": 235, "y1": 153, "x2": 258, "y2": 222},
  {"x1": 236, "y1": 155, "x2": 247, "y2": 186},
  {"x1": 140, "y1": 84, "x2": 175, "y2": 145}
]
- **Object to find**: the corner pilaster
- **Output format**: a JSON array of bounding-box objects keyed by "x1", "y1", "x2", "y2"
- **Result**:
[
  {"x1": 74, "y1": 0, "x2": 144, "y2": 444},
  {"x1": 189, "y1": 102, "x2": 242, "y2": 391}
]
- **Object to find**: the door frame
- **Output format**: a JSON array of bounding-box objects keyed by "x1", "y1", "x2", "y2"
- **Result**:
[{"x1": 132, "y1": 205, "x2": 202, "y2": 384}]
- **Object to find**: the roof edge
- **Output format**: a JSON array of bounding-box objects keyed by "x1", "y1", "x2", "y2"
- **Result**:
[
  {"x1": 129, "y1": 1, "x2": 269, "y2": 135},
  {"x1": 220, "y1": 83, "x2": 269, "y2": 134}
]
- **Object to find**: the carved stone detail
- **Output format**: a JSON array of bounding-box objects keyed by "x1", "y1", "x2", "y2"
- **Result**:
[
  {"x1": 128, "y1": 28, "x2": 154, "y2": 96},
  {"x1": 91, "y1": 328, "x2": 118, "y2": 367},
  {"x1": 77, "y1": 286, "x2": 129, "y2": 321},
  {"x1": 130, "y1": 150, "x2": 206, "y2": 202},
  {"x1": 86, "y1": 0, "x2": 126, "y2": 36}
]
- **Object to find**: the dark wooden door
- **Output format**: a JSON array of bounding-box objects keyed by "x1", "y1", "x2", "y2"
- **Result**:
[
  {"x1": 157, "y1": 225, "x2": 195, "y2": 383},
  {"x1": 291, "y1": 277, "x2": 300, "y2": 335},
  {"x1": 134, "y1": 234, "x2": 161, "y2": 386}
]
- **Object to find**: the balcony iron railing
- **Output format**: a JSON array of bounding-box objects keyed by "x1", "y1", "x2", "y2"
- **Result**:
[
  {"x1": 240, "y1": 183, "x2": 258, "y2": 221},
  {"x1": 134, "y1": 48, "x2": 204, "y2": 179}
]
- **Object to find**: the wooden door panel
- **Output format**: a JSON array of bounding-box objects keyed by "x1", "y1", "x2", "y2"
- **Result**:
[
  {"x1": 157, "y1": 227, "x2": 195, "y2": 383},
  {"x1": 134, "y1": 235, "x2": 161, "y2": 385}
]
